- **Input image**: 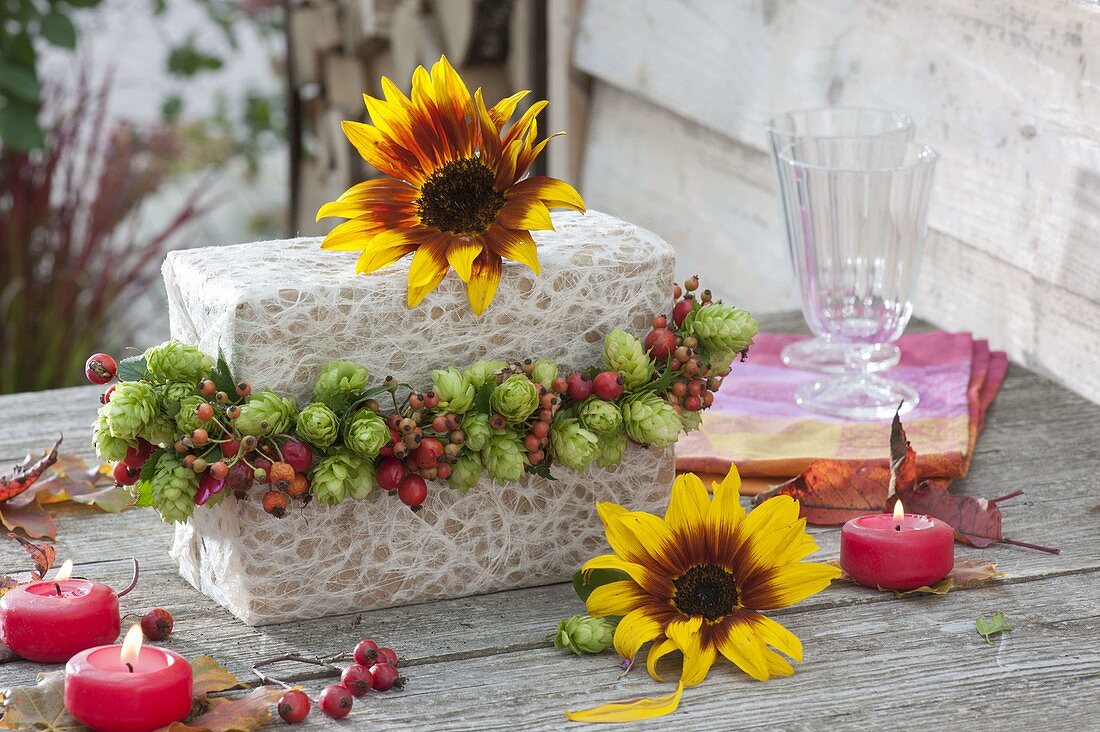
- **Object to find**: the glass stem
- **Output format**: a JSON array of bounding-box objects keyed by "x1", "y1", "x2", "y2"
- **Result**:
[{"x1": 843, "y1": 343, "x2": 873, "y2": 382}]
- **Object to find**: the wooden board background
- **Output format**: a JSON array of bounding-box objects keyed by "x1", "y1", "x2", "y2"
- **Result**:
[{"x1": 569, "y1": 0, "x2": 1100, "y2": 405}]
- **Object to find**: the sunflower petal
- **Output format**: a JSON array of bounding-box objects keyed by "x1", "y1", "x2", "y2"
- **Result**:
[
  {"x1": 353, "y1": 228, "x2": 421, "y2": 273},
  {"x1": 762, "y1": 647, "x2": 795, "y2": 677},
  {"x1": 488, "y1": 90, "x2": 529, "y2": 130},
  {"x1": 665, "y1": 473, "x2": 710, "y2": 537},
  {"x1": 748, "y1": 613, "x2": 804, "y2": 663},
  {"x1": 740, "y1": 562, "x2": 842, "y2": 611},
  {"x1": 581, "y1": 554, "x2": 674, "y2": 599},
  {"x1": 714, "y1": 615, "x2": 770, "y2": 681},
  {"x1": 586, "y1": 580, "x2": 647, "y2": 617},
  {"x1": 613, "y1": 607, "x2": 666, "y2": 661},
  {"x1": 341, "y1": 120, "x2": 424, "y2": 184},
  {"x1": 465, "y1": 250, "x2": 502, "y2": 316},
  {"x1": 490, "y1": 228, "x2": 540, "y2": 274},
  {"x1": 446, "y1": 238, "x2": 482, "y2": 282},
  {"x1": 596, "y1": 503, "x2": 680, "y2": 575},
  {"x1": 407, "y1": 240, "x2": 451, "y2": 287},
  {"x1": 564, "y1": 682, "x2": 684, "y2": 724},
  {"x1": 706, "y1": 463, "x2": 746, "y2": 557},
  {"x1": 646, "y1": 638, "x2": 679, "y2": 682},
  {"x1": 665, "y1": 616, "x2": 716, "y2": 687},
  {"x1": 320, "y1": 218, "x2": 386, "y2": 252},
  {"x1": 507, "y1": 175, "x2": 586, "y2": 212},
  {"x1": 496, "y1": 198, "x2": 553, "y2": 231}
]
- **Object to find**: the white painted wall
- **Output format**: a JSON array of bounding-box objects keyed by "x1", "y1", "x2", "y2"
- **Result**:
[{"x1": 572, "y1": 0, "x2": 1100, "y2": 403}]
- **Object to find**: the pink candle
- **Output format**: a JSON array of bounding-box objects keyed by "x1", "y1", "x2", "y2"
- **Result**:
[
  {"x1": 0, "y1": 561, "x2": 120, "y2": 663},
  {"x1": 65, "y1": 625, "x2": 192, "y2": 732},
  {"x1": 839, "y1": 500, "x2": 954, "y2": 590}
]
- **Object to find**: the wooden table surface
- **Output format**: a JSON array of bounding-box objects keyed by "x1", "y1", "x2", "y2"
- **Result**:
[{"x1": 1, "y1": 314, "x2": 1098, "y2": 730}]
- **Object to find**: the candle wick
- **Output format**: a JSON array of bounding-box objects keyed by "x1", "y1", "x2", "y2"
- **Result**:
[
  {"x1": 53, "y1": 582, "x2": 61, "y2": 596},
  {"x1": 894, "y1": 524, "x2": 901, "y2": 532},
  {"x1": 126, "y1": 662, "x2": 134, "y2": 673}
]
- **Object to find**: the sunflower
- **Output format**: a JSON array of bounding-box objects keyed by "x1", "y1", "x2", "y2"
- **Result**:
[
  {"x1": 567, "y1": 466, "x2": 840, "y2": 722},
  {"x1": 316, "y1": 56, "x2": 586, "y2": 315}
]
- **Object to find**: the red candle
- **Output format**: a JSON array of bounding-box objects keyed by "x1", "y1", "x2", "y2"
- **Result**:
[
  {"x1": 65, "y1": 625, "x2": 193, "y2": 732},
  {"x1": 839, "y1": 500, "x2": 954, "y2": 590},
  {"x1": 0, "y1": 561, "x2": 120, "y2": 663}
]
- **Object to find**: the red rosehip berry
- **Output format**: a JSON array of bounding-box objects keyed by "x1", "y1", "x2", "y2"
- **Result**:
[
  {"x1": 424, "y1": 392, "x2": 440, "y2": 409},
  {"x1": 280, "y1": 439, "x2": 313, "y2": 473},
  {"x1": 398, "y1": 475, "x2": 428, "y2": 511},
  {"x1": 101, "y1": 385, "x2": 116, "y2": 403},
  {"x1": 353, "y1": 639, "x2": 380, "y2": 666},
  {"x1": 644, "y1": 327, "x2": 677, "y2": 362},
  {"x1": 414, "y1": 437, "x2": 445, "y2": 469},
  {"x1": 528, "y1": 449, "x2": 546, "y2": 465},
  {"x1": 84, "y1": 353, "x2": 117, "y2": 385},
  {"x1": 192, "y1": 428, "x2": 209, "y2": 446},
  {"x1": 235, "y1": 381, "x2": 252, "y2": 398},
  {"x1": 262, "y1": 490, "x2": 289, "y2": 518},
  {"x1": 432, "y1": 416, "x2": 448, "y2": 433},
  {"x1": 368, "y1": 662, "x2": 404, "y2": 691},
  {"x1": 210, "y1": 461, "x2": 229, "y2": 480},
  {"x1": 277, "y1": 689, "x2": 310, "y2": 724},
  {"x1": 112, "y1": 462, "x2": 140, "y2": 486},
  {"x1": 226, "y1": 460, "x2": 253, "y2": 497},
  {"x1": 123, "y1": 439, "x2": 153, "y2": 469},
  {"x1": 593, "y1": 371, "x2": 625, "y2": 401},
  {"x1": 252, "y1": 456, "x2": 272, "y2": 482},
  {"x1": 226, "y1": 404, "x2": 241, "y2": 420},
  {"x1": 196, "y1": 402, "x2": 214, "y2": 421},
  {"x1": 182, "y1": 454, "x2": 197, "y2": 469},
  {"x1": 673, "y1": 298, "x2": 694, "y2": 327},
  {"x1": 524, "y1": 434, "x2": 541, "y2": 452},
  {"x1": 550, "y1": 376, "x2": 568, "y2": 394},
  {"x1": 684, "y1": 395, "x2": 703, "y2": 411},
  {"x1": 376, "y1": 457, "x2": 406, "y2": 492},
  {"x1": 437, "y1": 462, "x2": 452, "y2": 479},
  {"x1": 674, "y1": 283, "x2": 683, "y2": 299},
  {"x1": 319, "y1": 684, "x2": 353, "y2": 719},
  {"x1": 531, "y1": 421, "x2": 550, "y2": 438},
  {"x1": 376, "y1": 647, "x2": 398, "y2": 666},
  {"x1": 220, "y1": 440, "x2": 241, "y2": 458},
  {"x1": 341, "y1": 664, "x2": 373, "y2": 697},
  {"x1": 488, "y1": 413, "x2": 507, "y2": 430},
  {"x1": 200, "y1": 379, "x2": 217, "y2": 396},
  {"x1": 565, "y1": 372, "x2": 593, "y2": 401},
  {"x1": 684, "y1": 275, "x2": 700, "y2": 292},
  {"x1": 652, "y1": 315, "x2": 668, "y2": 329},
  {"x1": 140, "y1": 608, "x2": 173, "y2": 641}
]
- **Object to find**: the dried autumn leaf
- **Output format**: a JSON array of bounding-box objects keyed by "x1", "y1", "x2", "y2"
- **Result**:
[
  {"x1": 21, "y1": 458, "x2": 132, "y2": 514},
  {"x1": 829, "y1": 558, "x2": 1002, "y2": 596},
  {"x1": 190, "y1": 656, "x2": 246, "y2": 697},
  {"x1": 0, "y1": 670, "x2": 82, "y2": 731},
  {"x1": 8, "y1": 532, "x2": 56, "y2": 579},
  {"x1": 755, "y1": 460, "x2": 892, "y2": 524},
  {"x1": 166, "y1": 687, "x2": 284, "y2": 732},
  {"x1": 0, "y1": 436, "x2": 63, "y2": 503},
  {"x1": 0, "y1": 501, "x2": 58, "y2": 539}
]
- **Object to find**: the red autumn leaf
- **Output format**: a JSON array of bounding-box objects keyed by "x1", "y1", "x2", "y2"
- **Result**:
[
  {"x1": 8, "y1": 532, "x2": 56, "y2": 579},
  {"x1": 166, "y1": 687, "x2": 284, "y2": 732},
  {"x1": 0, "y1": 436, "x2": 62, "y2": 503},
  {"x1": 756, "y1": 460, "x2": 891, "y2": 524},
  {"x1": 0, "y1": 501, "x2": 58, "y2": 539}
]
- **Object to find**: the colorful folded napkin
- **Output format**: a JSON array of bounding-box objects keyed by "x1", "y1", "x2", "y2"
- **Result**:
[{"x1": 676, "y1": 332, "x2": 1007, "y2": 494}]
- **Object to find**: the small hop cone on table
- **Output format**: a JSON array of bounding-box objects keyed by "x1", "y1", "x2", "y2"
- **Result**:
[
  {"x1": 151, "y1": 454, "x2": 200, "y2": 524},
  {"x1": 555, "y1": 615, "x2": 615, "y2": 656},
  {"x1": 684, "y1": 303, "x2": 759, "y2": 355},
  {"x1": 621, "y1": 392, "x2": 682, "y2": 449},
  {"x1": 144, "y1": 341, "x2": 213, "y2": 384},
  {"x1": 549, "y1": 417, "x2": 599, "y2": 471},
  {"x1": 603, "y1": 328, "x2": 654, "y2": 389}
]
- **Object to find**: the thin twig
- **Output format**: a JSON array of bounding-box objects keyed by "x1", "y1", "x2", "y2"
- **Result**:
[
  {"x1": 116, "y1": 558, "x2": 139, "y2": 597},
  {"x1": 1001, "y1": 538, "x2": 1060, "y2": 555}
]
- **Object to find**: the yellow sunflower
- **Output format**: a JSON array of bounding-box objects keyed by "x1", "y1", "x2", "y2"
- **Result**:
[
  {"x1": 567, "y1": 466, "x2": 840, "y2": 722},
  {"x1": 316, "y1": 56, "x2": 586, "y2": 315}
]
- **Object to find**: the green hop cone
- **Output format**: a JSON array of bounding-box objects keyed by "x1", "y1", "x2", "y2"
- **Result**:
[
  {"x1": 594, "y1": 428, "x2": 628, "y2": 469},
  {"x1": 342, "y1": 410, "x2": 389, "y2": 459},
  {"x1": 234, "y1": 389, "x2": 297, "y2": 437},
  {"x1": 621, "y1": 392, "x2": 682, "y2": 449},
  {"x1": 312, "y1": 360, "x2": 369, "y2": 411},
  {"x1": 141, "y1": 415, "x2": 177, "y2": 448},
  {"x1": 462, "y1": 412, "x2": 492, "y2": 452},
  {"x1": 489, "y1": 375, "x2": 540, "y2": 424},
  {"x1": 104, "y1": 381, "x2": 158, "y2": 441},
  {"x1": 159, "y1": 381, "x2": 196, "y2": 417},
  {"x1": 482, "y1": 430, "x2": 527, "y2": 482},
  {"x1": 679, "y1": 409, "x2": 702, "y2": 432},
  {"x1": 549, "y1": 417, "x2": 599, "y2": 471},
  {"x1": 554, "y1": 615, "x2": 615, "y2": 656},
  {"x1": 448, "y1": 453, "x2": 483, "y2": 491},
  {"x1": 310, "y1": 448, "x2": 373, "y2": 505},
  {"x1": 176, "y1": 395, "x2": 214, "y2": 436},
  {"x1": 151, "y1": 454, "x2": 199, "y2": 524},
  {"x1": 296, "y1": 402, "x2": 340, "y2": 449},
  {"x1": 462, "y1": 360, "x2": 506, "y2": 389},
  {"x1": 144, "y1": 341, "x2": 213, "y2": 384},
  {"x1": 530, "y1": 359, "x2": 558, "y2": 390},
  {"x1": 432, "y1": 367, "x2": 475, "y2": 414},
  {"x1": 603, "y1": 328, "x2": 654, "y2": 389},
  {"x1": 92, "y1": 410, "x2": 132, "y2": 463},
  {"x1": 578, "y1": 398, "x2": 623, "y2": 434},
  {"x1": 684, "y1": 303, "x2": 759, "y2": 355}
]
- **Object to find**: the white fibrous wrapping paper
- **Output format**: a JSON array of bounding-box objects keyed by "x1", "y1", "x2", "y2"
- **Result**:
[{"x1": 164, "y1": 210, "x2": 677, "y2": 625}]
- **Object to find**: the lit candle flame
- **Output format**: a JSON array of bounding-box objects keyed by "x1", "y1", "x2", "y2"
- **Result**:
[
  {"x1": 892, "y1": 499, "x2": 905, "y2": 523},
  {"x1": 53, "y1": 559, "x2": 73, "y2": 581},
  {"x1": 120, "y1": 624, "x2": 144, "y2": 671}
]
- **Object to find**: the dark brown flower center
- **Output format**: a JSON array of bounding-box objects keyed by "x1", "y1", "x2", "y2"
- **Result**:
[
  {"x1": 672, "y1": 563, "x2": 739, "y2": 621},
  {"x1": 416, "y1": 157, "x2": 505, "y2": 234}
]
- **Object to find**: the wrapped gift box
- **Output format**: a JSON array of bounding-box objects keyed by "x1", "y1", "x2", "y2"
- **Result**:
[{"x1": 163, "y1": 210, "x2": 677, "y2": 625}]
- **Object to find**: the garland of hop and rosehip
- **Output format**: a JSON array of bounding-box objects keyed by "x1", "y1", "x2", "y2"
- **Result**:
[{"x1": 86, "y1": 277, "x2": 758, "y2": 522}]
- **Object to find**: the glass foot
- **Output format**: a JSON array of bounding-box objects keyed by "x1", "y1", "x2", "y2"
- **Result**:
[
  {"x1": 781, "y1": 339, "x2": 901, "y2": 374},
  {"x1": 795, "y1": 375, "x2": 919, "y2": 420}
]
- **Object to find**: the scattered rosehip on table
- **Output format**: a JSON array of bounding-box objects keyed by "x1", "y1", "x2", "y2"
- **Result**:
[
  {"x1": 368, "y1": 662, "x2": 404, "y2": 691},
  {"x1": 340, "y1": 664, "x2": 373, "y2": 697},
  {"x1": 140, "y1": 608, "x2": 173, "y2": 641},
  {"x1": 319, "y1": 684, "x2": 353, "y2": 719},
  {"x1": 353, "y1": 639, "x2": 379, "y2": 666},
  {"x1": 277, "y1": 689, "x2": 310, "y2": 724}
]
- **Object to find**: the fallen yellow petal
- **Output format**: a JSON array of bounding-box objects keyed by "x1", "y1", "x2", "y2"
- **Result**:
[{"x1": 564, "y1": 682, "x2": 684, "y2": 723}]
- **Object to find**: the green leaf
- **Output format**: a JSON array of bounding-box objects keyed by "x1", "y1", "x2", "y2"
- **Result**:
[
  {"x1": 976, "y1": 612, "x2": 1013, "y2": 644},
  {"x1": 573, "y1": 568, "x2": 629, "y2": 603},
  {"x1": 0, "y1": 63, "x2": 40, "y2": 103},
  {"x1": 132, "y1": 451, "x2": 163, "y2": 508},
  {"x1": 210, "y1": 352, "x2": 237, "y2": 396},
  {"x1": 41, "y1": 10, "x2": 77, "y2": 48},
  {"x1": 637, "y1": 362, "x2": 676, "y2": 395},
  {"x1": 166, "y1": 41, "x2": 225, "y2": 78},
  {"x1": 116, "y1": 354, "x2": 148, "y2": 382},
  {"x1": 161, "y1": 95, "x2": 183, "y2": 122},
  {"x1": 526, "y1": 461, "x2": 556, "y2": 481},
  {"x1": 0, "y1": 101, "x2": 44, "y2": 151},
  {"x1": 472, "y1": 381, "x2": 495, "y2": 414}
]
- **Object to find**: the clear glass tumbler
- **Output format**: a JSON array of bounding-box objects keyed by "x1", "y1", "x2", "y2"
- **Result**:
[
  {"x1": 766, "y1": 109, "x2": 915, "y2": 374},
  {"x1": 776, "y1": 138, "x2": 938, "y2": 419}
]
